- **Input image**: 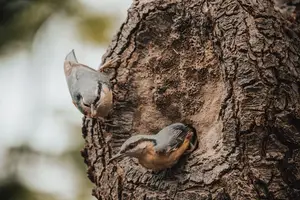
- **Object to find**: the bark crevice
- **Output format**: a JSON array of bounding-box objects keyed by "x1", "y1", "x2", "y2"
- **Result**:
[{"x1": 81, "y1": 0, "x2": 300, "y2": 199}]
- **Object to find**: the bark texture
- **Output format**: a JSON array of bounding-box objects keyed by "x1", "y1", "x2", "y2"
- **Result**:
[{"x1": 81, "y1": 0, "x2": 300, "y2": 199}]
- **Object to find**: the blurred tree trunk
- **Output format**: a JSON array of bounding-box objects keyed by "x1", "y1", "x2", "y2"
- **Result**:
[{"x1": 81, "y1": 0, "x2": 300, "y2": 199}]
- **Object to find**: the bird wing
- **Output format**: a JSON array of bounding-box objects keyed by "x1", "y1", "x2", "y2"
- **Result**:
[{"x1": 154, "y1": 125, "x2": 188, "y2": 154}]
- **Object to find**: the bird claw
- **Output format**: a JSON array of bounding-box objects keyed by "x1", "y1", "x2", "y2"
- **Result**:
[{"x1": 99, "y1": 56, "x2": 121, "y2": 72}]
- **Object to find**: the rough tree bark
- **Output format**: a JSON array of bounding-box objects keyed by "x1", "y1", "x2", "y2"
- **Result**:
[{"x1": 80, "y1": 0, "x2": 300, "y2": 199}]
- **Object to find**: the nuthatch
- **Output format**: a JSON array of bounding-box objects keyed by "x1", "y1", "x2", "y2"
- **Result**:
[
  {"x1": 109, "y1": 123, "x2": 198, "y2": 171},
  {"x1": 64, "y1": 50, "x2": 119, "y2": 118}
]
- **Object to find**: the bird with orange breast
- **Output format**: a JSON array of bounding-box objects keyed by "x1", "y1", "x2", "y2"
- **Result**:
[
  {"x1": 63, "y1": 50, "x2": 119, "y2": 119},
  {"x1": 109, "y1": 123, "x2": 198, "y2": 172}
]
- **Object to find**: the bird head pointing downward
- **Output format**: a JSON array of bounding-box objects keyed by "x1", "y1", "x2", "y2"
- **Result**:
[
  {"x1": 108, "y1": 135, "x2": 156, "y2": 163},
  {"x1": 63, "y1": 49, "x2": 115, "y2": 118}
]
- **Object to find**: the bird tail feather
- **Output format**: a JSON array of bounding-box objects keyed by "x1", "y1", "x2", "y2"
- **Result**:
[{"x1": 65, "y1": 49, "x2": 78, "y2": 63}]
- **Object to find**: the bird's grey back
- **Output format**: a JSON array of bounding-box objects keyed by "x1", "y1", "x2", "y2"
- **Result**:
[
  {"x1": 66, "y1": 63, "x2": 111, "y2": 105},
  {"x1": 154, "y1": 123, "x2": 189, "y2": 153}
]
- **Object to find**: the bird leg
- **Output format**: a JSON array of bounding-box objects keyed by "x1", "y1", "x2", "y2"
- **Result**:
[{"x1": 98, "y1": 56, "x2": 121, "y2": 72}]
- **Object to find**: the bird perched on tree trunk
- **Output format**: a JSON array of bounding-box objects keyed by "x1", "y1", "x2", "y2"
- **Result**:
[
  {"x1": 64, "y1": 50, "x2": 120, "y2": 118},
  {"x1": 109, "y1": 123, "x2": 198, "y2": 171}
]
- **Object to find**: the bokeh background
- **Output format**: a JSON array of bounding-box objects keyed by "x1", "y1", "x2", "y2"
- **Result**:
[{"x1": 0, "y1": 0, "x2": 131, "y2": 199}]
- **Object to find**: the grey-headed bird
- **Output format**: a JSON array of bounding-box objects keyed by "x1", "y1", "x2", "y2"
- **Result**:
[
  {"x1": 109, "y1": 123, "x2": 198, "y2": 171},
  {"x1": 64, "y1": 50, "x2": 119, "y2": 118}
]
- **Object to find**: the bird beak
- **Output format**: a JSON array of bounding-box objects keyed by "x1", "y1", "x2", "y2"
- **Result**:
[
  {"x1": 90, "y1": 104, "x2": 99, "y2": 118},
  {"x1": 108, "y1": 152, "x2": 126, "y2": 164}
]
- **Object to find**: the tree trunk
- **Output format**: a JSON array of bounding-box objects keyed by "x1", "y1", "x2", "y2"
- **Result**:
[{"x1": 80, "y1": 0, "x2": 300, "y2": 199}]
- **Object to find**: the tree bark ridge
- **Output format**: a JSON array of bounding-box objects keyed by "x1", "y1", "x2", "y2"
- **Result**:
[{"x1": 81, "y1": 0, "x2": 300, "y2": 199}]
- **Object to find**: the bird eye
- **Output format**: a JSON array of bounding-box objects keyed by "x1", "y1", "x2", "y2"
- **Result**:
[
  {"x1": 82, "y1": 102, "x2": 90, "y2": 107},
  {"x1": 128, "y1": 144, "x2": 135, "y2": 149},
  {"x1": 76, "y1": 94, "x2": 82, "y2": 101}
]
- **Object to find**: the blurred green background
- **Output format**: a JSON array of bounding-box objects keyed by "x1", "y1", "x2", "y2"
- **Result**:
[{"x1": 0, "y1": 0, "x2": 131, "y2": 199}]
